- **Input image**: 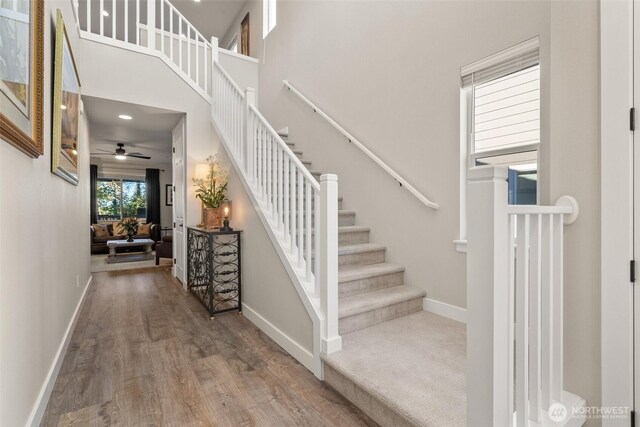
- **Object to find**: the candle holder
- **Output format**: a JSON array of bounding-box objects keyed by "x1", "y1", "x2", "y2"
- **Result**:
[{"x1": 220, "y1": 199, "x2": 233, "y2": 231}]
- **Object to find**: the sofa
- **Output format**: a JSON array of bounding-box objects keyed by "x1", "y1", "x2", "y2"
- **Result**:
[
  {"x1": 155, "y1": 235, "x2": 173, "y2": 265},
  {"x1": 90, "y1": 223, "x2": 161, "y2": 255}
]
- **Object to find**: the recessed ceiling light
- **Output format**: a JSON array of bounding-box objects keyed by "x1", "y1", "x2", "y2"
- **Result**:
[
  {"x1": 194, "y1": 0, "x2": 201, "y2": 2},
  {"x1": 60, "y1": 105, "x2": 67, "y2": 110},
  {"x1": 102, "y1": 10, "x2": 109, "y2": 17},
  {"x1": 118, "y1": 114, "x2": 132, "y2": 120}
]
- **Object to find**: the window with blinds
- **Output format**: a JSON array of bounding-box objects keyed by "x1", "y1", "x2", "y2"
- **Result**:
[
  {"x1": 461, "y1": 37, "x2": 540, "y2": 205},
  {"x1": 473, "y1": 64, "x2": 540, "y2": 154}
]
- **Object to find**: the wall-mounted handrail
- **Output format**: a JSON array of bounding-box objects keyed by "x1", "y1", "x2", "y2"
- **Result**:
[{"x1": 283, "y1": 80, "x2": 439, "y2": 210}]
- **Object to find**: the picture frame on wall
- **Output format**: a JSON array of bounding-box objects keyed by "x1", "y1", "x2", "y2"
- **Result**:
[
  {"x1": 166, "y1": 184, "x2": 173, "y2": 206},
  {"x1": 51, "y1": 9, "x2": 81, "y2": 185},
  {"x1": 241, "y1": 13, "x2": 250, "y2": 56},
  {"x1": 0, "y1": 0, "x2": 44, "y2": 158}
]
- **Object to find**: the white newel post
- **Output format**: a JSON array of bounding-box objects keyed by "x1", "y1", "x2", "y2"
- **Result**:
[
  {"x1": 210, "y1": 37, "x2": 218, "y2": 120},
  {"x1": 319, "y1": 174, "x2": 341, "y2": 355},
  {"x1": 147, "y1": 0, "x2": 156, "y2": 50},
  {"x1": 466, "y1": 165, "x2": 511, "y2": 427},
  {"x1": 244, "y1": 88, "x2": 256, "y2": 180}
]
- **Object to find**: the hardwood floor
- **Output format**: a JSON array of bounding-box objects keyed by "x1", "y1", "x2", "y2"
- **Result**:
[{"x1": 42, "y1": 267, "x2": 376, "y2": 427}]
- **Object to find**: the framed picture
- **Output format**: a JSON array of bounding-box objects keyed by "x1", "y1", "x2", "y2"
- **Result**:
[
  {"x1": 166, "y1": 184, "x2": 173, "y2": 206},
  {"x1": 241, "y1": 13, "x2": 250, "y2": 56},
  {"x1": 52, "y1": 9, "x2": 81, "y2": 185},
  {"x1": 0, "y1": 0, "x2": 44, "y2": 158}
]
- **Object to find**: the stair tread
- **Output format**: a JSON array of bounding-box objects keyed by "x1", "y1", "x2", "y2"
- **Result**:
[
  {"x1": 339, "y1": 225, "x2": 369, "y2": 233},
  {"x1": 322, "y1": 312, "x2": 466, "y2": 427},
  {"x1": 339, "y1": 285, "x2": 426, "y2": 318},
  {"x1": 339, "y1": 210, "x2": 356, "y2": 216},
  {"x1": 338, "y1": 243, "x2": 386, "y2": 255},
  {"x1": 339, "y1": 263, "x2": 405, "y2": 283}
]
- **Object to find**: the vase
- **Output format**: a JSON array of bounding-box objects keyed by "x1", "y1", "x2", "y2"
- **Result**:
[
  {"x1": 127, "y1": 232, "x2": 134, "y2": 242},
  {"x1": 203, "y1": 207, "x2": 222, "y2": 229}
]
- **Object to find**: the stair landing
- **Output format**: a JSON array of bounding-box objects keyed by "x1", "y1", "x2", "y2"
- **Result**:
[{"x1": 323, "y1": 311, "x2": 466, "y2": 427}]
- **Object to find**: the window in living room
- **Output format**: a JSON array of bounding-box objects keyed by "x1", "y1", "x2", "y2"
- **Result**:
[{"x1": 97, "y1": 178, "x2": 146, "y2": 221}]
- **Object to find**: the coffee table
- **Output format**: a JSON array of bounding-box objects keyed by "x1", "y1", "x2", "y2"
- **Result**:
[{"x1": 106, "y1": 238, "x2": 155, "y2": 264}]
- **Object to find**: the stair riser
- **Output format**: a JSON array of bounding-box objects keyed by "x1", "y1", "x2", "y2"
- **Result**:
[
  {"x1": 339, "y1": 271, "x2": 404, "y2": 298},
  {"x1": 338, "y1": 297, "x2": 423, "y2": 335},
  {"x1": 324, "y1": 364, "x2": 415, "y2": 427},
  {"x1": 303, "y1": 230, "x2": 369, "y2": 250},
  {"x1": 339, "y1": 250, "x2": 385, "y2": 268},
  {"x1": 339, "y1": 214, "x2": 355, "y2": 227},
  {"x1": 338, "y1": 230, "x2": 369, "y2": 245}
]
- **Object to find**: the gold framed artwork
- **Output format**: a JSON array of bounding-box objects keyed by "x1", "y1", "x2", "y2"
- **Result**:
[
  {"x1": 241, "y1": 13, "x2": 250, "y2": 56},
  {"x1": 0, "y1": 0, "x2": 44, "y2": 158},
  {"x1": 52, "y1": 9, "x2": 81, "y2": 185}
]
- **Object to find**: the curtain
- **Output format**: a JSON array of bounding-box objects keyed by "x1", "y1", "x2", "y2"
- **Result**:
[
  {"x1": 90, "y1": 164, "x2": 98, "y2": 224},
  {"x1": 145, "y1": 168, "x2": 161, "y2": 225}
]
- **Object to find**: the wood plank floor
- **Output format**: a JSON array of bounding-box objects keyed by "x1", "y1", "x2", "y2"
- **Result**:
[{"x1": 42, "y1": 267, "x2": 376, "y2": 427}]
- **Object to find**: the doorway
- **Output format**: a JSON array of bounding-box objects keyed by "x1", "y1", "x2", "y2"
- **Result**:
[{"x1": 172, "y1": 117, "x2": 186, "y2": 285}]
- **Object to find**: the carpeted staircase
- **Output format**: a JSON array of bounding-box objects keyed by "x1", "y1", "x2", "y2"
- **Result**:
[
  {"x1": 282, "y1": 134, "x2": 426, "y2": 334},
  {"x1": 281, "y1": 132, "x2": 466, "y2": 426}
]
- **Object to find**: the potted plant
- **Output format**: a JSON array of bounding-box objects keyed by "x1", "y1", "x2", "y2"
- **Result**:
[
  {"x1": 119, "y1": 217, "x2": 140, "y2": 242},
  {"x1": 193, "y1": 154, "x2": 228, "y2": 229}
]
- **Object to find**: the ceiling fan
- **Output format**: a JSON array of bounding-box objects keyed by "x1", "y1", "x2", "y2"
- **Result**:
[{"x1": 90, "y1": 143, "x2": 151, "y2": 160}]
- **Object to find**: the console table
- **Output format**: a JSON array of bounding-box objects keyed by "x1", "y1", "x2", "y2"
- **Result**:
[{"x1": 187, "y1": 227, "x2": 242, "y2": 317}]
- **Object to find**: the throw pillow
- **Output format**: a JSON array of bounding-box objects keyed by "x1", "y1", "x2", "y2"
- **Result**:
[
  {"x1": 113, "y1": 221, "x2": 127, "y2": 236},
  {"x1": 137, "y1": 223, "x2": 152, "y2": 236},
  {"x1": 93, "y1": 224, "x2": 109, "y2": 238}
]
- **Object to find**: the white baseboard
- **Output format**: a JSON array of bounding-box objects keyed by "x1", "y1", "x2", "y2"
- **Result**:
[
  {"x1": 27, "y1": 276, "x2": 93, "y2": 427},
  {"x1": 241, "y1": 303, "x2": 315, "y2": 372},
  {"x1": 423, "y1": 298, "x2": 467, "y2": 323}
]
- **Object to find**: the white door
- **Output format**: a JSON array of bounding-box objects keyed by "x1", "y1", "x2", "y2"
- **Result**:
[
  {"x1": 634, "y1": 1, "x2": 640, "y2": 423},
  {"x1": 172, "y1": 117, "x2": 186, "y2": 286}
]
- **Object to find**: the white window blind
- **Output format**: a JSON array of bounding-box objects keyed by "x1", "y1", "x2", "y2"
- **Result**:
[{"x1": 473, "y1": 64, "x2": 540, "y2": 153}]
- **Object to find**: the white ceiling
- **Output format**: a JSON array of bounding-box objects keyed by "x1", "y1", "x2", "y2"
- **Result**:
[
  {"x1": 84, "y1": 95, "x2": 183, "y2": 167},
  {"x1": 171, "y1": 0, "x2": 247, "y2": 40}
]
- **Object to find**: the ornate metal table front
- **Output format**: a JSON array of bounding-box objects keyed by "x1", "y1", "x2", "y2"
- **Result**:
[{"x1": 187, "y1": 227, "x2": 242, "y2": 317}]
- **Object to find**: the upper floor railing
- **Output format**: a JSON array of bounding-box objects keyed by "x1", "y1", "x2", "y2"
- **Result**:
[
  {"x1": 283, "y1": 80, "x2": 439, "y2": 210},
  {"x1": 72, "y1": 0, "x2": 212, "y2": 101},
  {"x1": 467, "y1": 166, "x2": 584, "y2": 426}
]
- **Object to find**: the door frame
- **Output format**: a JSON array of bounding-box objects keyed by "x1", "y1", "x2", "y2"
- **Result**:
[
  {"x1": 172, "y1": 116, "x2": 187, "y2": 287},
  {"x1": 601, "y1": 0, "x2": 634, "y2": 422}
]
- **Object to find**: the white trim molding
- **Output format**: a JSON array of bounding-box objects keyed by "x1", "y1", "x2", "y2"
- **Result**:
[
  {"x1": 601, "y1": 0, "x2": 634, "y2": 422},
  {"x1": 27, "y1": 276, "x2": 93, "y2": 427},
  {"x1": 241, "y1": 303, "x2": 315, "y2": 372},
  {"x1": 423, "y1": 298, "x2": 467, "y2": 324}
]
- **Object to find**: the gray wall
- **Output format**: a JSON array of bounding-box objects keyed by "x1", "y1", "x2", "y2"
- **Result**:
[
  {"x1": 0, "y1": 3, "x2": 92, "y2": 425},
  {"x1": 222, "y1": 0, "x2": 601, "y2": 421}
]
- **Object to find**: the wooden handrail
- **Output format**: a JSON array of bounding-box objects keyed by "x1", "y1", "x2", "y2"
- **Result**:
[{"x1": 283, "y1": 80, "x2": 439, "y2": 210}]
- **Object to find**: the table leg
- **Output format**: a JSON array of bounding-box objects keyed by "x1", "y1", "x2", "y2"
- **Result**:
[
  {"x1": 144, "y1": 244, "x2": 152, "y2": 255},
  {"x1": 109, "y1": 246, "x2": 116, "y2": 257}
]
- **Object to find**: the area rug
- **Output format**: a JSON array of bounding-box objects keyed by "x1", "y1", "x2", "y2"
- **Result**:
[{"x1": 91, "y1": 253, "x2": 173, "y2": 273}]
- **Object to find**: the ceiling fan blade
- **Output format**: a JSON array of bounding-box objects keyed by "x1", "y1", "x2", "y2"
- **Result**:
[
  {"x1": 127, "y1": 152, "x2": 145, "y2": 156},
  {"x1": 90, "y1": 153, "x2": 115, "y2": 156},
  {"x1": 95, "y1": 148, "x2": 114, "y2": 153},
  {"x1": 127, "y1": 154, "x2": 151, "y2": 159}
]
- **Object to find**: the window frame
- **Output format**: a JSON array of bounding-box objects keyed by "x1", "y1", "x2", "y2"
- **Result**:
[
  {"x1": 263, "y1": 0, "x2": 276, "y2": 39},
  {"x1": 96, "y1": 177, "x2": 147, "y2": 222},
  {"x1": 456, "y1": 40, "x2": 541, "y2": 253}
]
